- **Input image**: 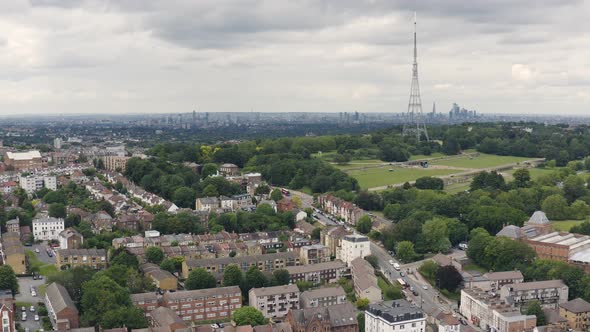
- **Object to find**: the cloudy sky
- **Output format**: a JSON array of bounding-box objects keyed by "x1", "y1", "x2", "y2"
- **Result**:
[{"x1": 0, "y1": 0, "x2": 588, "y2": 115}]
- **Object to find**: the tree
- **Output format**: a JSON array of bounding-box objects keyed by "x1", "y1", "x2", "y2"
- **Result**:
[
  {"x1": 418, "y1": 261, "x2": 438, "y2": 281},
  {"x1": 356, "y1": 215, "x2": 372, "y2": 234},
  {"x1": 100, "y1": 306, "x2": 148, "y2": 329},
  {"x1": 245, "y1": 265, "x2": 268, "y2": 290},
  {"x1": 223, "y1": 264, "x2": 243, "y2": 287},
  {"x1": 272, "y1": 269, "x2": 290, "y2": 286},
  {"x1": 311, "y1": 227, "x2": 321, "y2": 240},
  {"x1": 357, "y1": 312, "x2": 365, "y2": 332},
  {"x1": 145, "y1": 247, "x2": 164, "y2": 265},
  {"x1": 47, "y1": 266, "x2": 96, "y2": 303},
  {"x1": 80, "y1": 275, "x2": 132, "y2": 326},
  {"x1": 421, "y1": 218, "x2": 451, "y2": 253},
  {"x1": 233, "y1": 306, "x2": 267, "y2": 326},
  {"x1": 203, "y1": 184, "x2": 219, "y2": 197},
  {"x1": 185, "y1": 268, "x2": 216, "y2": 290},
  {"x1": 396, "y1": 241, "x2": 416, "y2": 263},
  {"x1": 49, "y1": 203, "x2": 67, "y2": 218},
  {"x1": 172, "y1": 187, "x2": 196, "y2": 208},
  {"x1": 110, "y1": 248, "x2": 139, "y2": 269},
  {"x1": 512, "y1": 168, "x2": 531, "y2": 188},
  {"x1": 526, "y1": 301, "x2": 546, "y2": 326},
  {"x1": 201, "y1": 163, "x2": 218, "y2": 178},
  {"x1": 484, "y1": 236, "x2": 536, "y2": 271},
  {"x1": 563, "y1": 175, "x2": 587, "y2": 203},
  {"x1": 415, "y1": 176, "x2": 444, "y2": 190},
  {"x1": 255, "y1": 184, "x2": 271, "y2": 195},
  {"x1": 0, "y1": 266, "x2": 18, "y2": 295},
  {"x1": 436, "y1": 265, "x2": 463, "y2": 292},
  {"x1": 356, "y1": 298, "x2": 370, "y2": 310},
  {"x1": 466, "y1": 228, "x2": 493, "y2": 267},
  {"x1": 364, "y1": 255, "x2": 379, "y2": 269},
  {"x1": 541, "y1": 194, "x2": 570, "y2": 220},
  {"x1": 270, "y1": 189, "x2": 283, "y2": 202},
  {"x1": 470, "y1": 171, "x2": 505, "y2": 191}
]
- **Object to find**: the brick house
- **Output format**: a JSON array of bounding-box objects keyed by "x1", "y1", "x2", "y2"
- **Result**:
[{"x1": 44, "y1": 283, "x2": 79, "y2": 330}]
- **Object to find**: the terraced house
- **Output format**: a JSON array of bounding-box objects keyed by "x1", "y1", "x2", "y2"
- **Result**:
[
  {"x1": 182, "y1": 252, "x2": 300, "y2": 279},
  {"x1": 55, "y1": 249, "x2": 107, "y2": 270}
]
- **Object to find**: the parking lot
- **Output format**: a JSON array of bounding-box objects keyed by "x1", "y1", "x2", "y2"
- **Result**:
[{"x1": 15, "y1": 277, "x2": 45, "y2": 331}]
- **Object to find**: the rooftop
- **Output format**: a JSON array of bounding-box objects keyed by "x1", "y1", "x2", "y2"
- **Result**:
[
  {"x1": 503, "y1": 279, "x2": 566, "y2": 291},
  {"x1": 6, "y1": 150, "x2": 41, "y2": 160},
  {"x1": 300, "y1": 286, "x2": 346, "y2": 301},
  {"x1": 285, "y1": 260, "x2": 346, "y2": 274},
  {"x1": 527, "y1": 211, "x2": 550, "y2": 225},
  {"x1": 483, "y1": 271, "x2": 523, "y2": 281},
  {"x1": 366, "y1": 300, "x2": 425, "y2": 324},
  {"x1": 249, "y1": 284, "x2": 299, "y2": 297},
  {"x1": 559, "y1": 298, "x2": 590, "y2": 313}
]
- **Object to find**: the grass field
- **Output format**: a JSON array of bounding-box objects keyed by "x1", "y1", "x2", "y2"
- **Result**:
[
  {"x1": 505, "y1": 167, "x2": 557, "y2": 180},
  {"x1": 552, "y1": 220, "x2": 584, "y2": 232},
  {"x1": 26, "y1": 250, "x2": 58, "y2": 277},
  {"x1": 444, "y1": 182, "x2": 471, "y2": 194},
  {"x1": 431, "y1": 153, "x2": 532, "y2": 169},
  {"x1": 342, "y1": 166, "x2": 462, "y2": 189}
]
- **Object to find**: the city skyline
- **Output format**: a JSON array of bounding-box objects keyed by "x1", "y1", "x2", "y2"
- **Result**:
[{"x1": 0, "y1": 1, "x2": 587, "y2": 115}]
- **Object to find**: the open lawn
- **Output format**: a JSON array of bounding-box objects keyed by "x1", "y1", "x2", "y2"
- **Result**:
[
  {"x1": 505, "y1": 167, "x2": 558, "y2": 180},
  {"x1": 463, "y1": 263, "x2": 488, "y2": 274},
  {"x1": 342, "y1": 166, "x2": 462, "y2": 189},
  {"x1": 26, "y1": 251, "x2": 58, "y2": 277},
  {"x1": 444, "y1": 182, "x2": 471, "y2": 194},
  {"x1": 552, "y1": 220, "x2": 585, "y2": 232},
  {"x1": 431, "y1": 153, "x2": 532, "y2": 169}
]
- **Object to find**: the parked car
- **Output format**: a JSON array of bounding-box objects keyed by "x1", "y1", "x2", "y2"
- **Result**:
[
  {"x1": 21, "y1": 312, "x2": 26, "y2": 321},
  {"x1": 422, "y1": 285, "x2": 428, "y2": 290},
  {"x1": 30, "y1": 306, "x2": 35, "y2": 312},
  {"x1": 34, "y1": 248, "x2": 40, "y2": 253},
  {"x1": 34, "y1": 315, "x2": 39, "y2": 321},
  {"x1": 21, "y1": 306, "x2": 26, "y2": 312}
]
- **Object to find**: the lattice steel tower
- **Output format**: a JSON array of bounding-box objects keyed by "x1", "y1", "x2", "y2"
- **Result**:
[{"x1": 402, "y1": 13, "x2": 429, "y2": 141}]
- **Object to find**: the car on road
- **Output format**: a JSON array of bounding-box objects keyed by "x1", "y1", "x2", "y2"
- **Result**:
[
  {"x1": 400, "y1": 272, "x2": 405, "y2": 277},
  {"x1": 422, "y1": 285, "x2": 428, "y2": 290},
  {"x1": 393, "y1": 263, "x2": 400, "y2": 271},
  {"x1": 34, "y1": 315, "x2": 39, "y2": 321},
  {"x1": 35, "y1": 248, "x2": 40, "y2": 253},
  {"x1": 412, "y1": 290, "x2": 419, "y2": 296},
  {"x1": 389, "y1": 260, "x2": 395, "y2": 266}
]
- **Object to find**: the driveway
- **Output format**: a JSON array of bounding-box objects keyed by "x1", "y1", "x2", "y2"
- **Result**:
[{"x1": 32, "y1": 242, "x2": 56, "y2": 265}]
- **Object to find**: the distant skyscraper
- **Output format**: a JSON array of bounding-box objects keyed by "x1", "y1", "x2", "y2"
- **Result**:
[{"x1": 402, "y1": 13, "x2": 429, "y2": 141}]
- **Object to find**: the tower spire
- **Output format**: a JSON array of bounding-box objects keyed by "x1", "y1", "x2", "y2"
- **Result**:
[{"x1": 402, "y1": 12, "x2": 429, "y2": 142}]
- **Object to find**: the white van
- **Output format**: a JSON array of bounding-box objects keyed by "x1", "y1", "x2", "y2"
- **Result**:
[
  {"x1": 458, "y1": 242, "x2": 469, "y2": 250},
  {"x1": 393, "y1": 263, "x2": 400, "y2": 271}
]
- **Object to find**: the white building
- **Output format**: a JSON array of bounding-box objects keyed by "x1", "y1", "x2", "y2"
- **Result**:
[
  {"x1": 19, "y1": 175, "x2": 57, "y2": 193},
  {"x1": 33, "y1": 217, "x2": 65, "y2": 241},
  {"x1": 54, "y1": 138, "x2": 62, "y2": 149},
  {"x1": 338, "y1": 234, "x2": 370, "y2": 266},
  {"x1": 248, "y1": 284, "x2": 300, "y2": 320},
  {"x1": 365, "y1": 300, "x2": 426, "y2": 332}
]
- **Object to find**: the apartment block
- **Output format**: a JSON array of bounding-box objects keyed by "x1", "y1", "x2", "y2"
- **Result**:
[
  {"x1": 365, "y1": 300, "x2": 426, "y2": 332},
  {"x1": 460, "y1": 287, "x2": 537, "y2": 332},
  {"x1": 299, "y1": 244, "x2": 331, "y2": 265},
  {"x1": 300, "y1": 286, "x2": 347, "y2": 308},
  {"x1": 131, "y1": 292, "x2": 160, "y2": 312},
  {"x1": 287, "y1": 303, "x2": 358, "y2": 332},
  {"x1": 1, "y1": 232, "x2": 26, "y2": 274},
  {"x1": 559, "y1": 298, "x2": 590, "y2": 331},
  {"x1": 350, "y1": 257, "x2": 381, "y2": 303},
  {"x1": 338, "y1": 234, "x2": 370, "y2": 266},
  {"x1": 162, "y1": 286, "x2": 242, "y2": 323},
  {"x1": 464, "y1": 271, "x2": 524, "y2": 292},
  {"x1": 32, "y1": 217, "x2": 65, "y2": 241},
  {"x1": 19, "y1": 175, "x2": 57, "y2": 193},
  {"x1": 249, "y1": 284, "x2": 300, "y2": 320},
  {"x1": 4, "y1": 151, "x2": 42, "y2": 170},
  {"x1": 182, "y1": 252, "x2": 300, "y2": 279},
  {"x1": 55, "y1": 249, "x2": 107, "y2": 270},
  {"x1": 101, "y1": 156, "x2": 130, "y2": 172},
  {"x1": 285, "y1": 260, "x2": 348, "y2": 286},
  {"x1": 500, "y1": 280, "x2": 568, "y2": 309}
]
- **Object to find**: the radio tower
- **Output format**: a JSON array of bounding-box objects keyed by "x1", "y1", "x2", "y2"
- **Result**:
[{"x1": 402, "y1": 13, "x2": 429, "y2": 141}]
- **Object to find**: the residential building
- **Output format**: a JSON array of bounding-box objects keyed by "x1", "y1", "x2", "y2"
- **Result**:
[
  {"x1": 182, "y1": 252, "x2": 300, "y2": 279},
  {"x1": 249, "y1": 285, "x2": 300, "y2": 320},
  {"x1": 318, "y1": 195, "x2": 365, "y2": 225},
  {"x1": 149, "y1": 307, "x2": 187, "y2": 331},
  {"x1": 32, "y1": 217, "x2": 65, "y2": 241},
  {"x1": 219, "y1": 163, "x2": 240, "y2": 176},
  {"x1": 131, "y1": 292, "x2": 160, "y2": 312},
  {"x1": 58, "y1": 228, "x2": 83, "y2": 249},
  {"x1": 365, "y1": 300, "x2": 426, "y2": 332},
  {"x1": 102, "y1": 156, "x2": 130, "y2": 172},
  {"x1": 5, "y1": 219, "x2": 19, "y2": 234},
  {"x1": 44, "y1": 283, "x2": 79, "y2": 330},
  {"x1": 18, "y1": 175, "x2": 57, "y2": 193},
  {"x1": 435, "y1": 312, "x2": 460, "y2": 332},
  {"x1": 460, "y1": 287, "x2": 537, "y2": 331},
  {"x1": 300, "y1": 286, "x2": 347, "y2": 308},
  {"x1": 161, "y1": 286, "x2": 241, "y2": 323},
  {"x1": 55, "y1": 249, "x2": 107, "y2": 270},
  {"x1": 559, "y1": 298, "x2": 590, "y2": 331},
  {"x1": 299, "y1": 244, "x2": 330, "y2": 265},
  {"x1": 195, "y1": 197, "x2": 220, "y2": 212},
  {"x1": 285, "y1": 260, "x2": 348, "y2": 285},
  {"x1": 1, "y1": 232, "x2": 26, "y2": 274},
  {"x1": 0, "y1": 290, "x2": 15, "y2": 332},
  {"x1": 140, "y1": 263, "x2": 177, "y2": 291},
  {"x1": 464, "y1": 271, "x2": 524, "y2": 291},
  {"x1": 3, "y1": 151, "x2": 42, "y2": 170},
  {"x1": 320, "y1": 226, "x2": 351, "y2": 257},
  {"x1": 338, "y1": 234, "x2": 370, "y2": 266},
  {"x1": 87, "y1": 211, "x2": 113, "y2": 233},
  {"x1": 0, "y1": 181, "x2": 18, "y2": 194},
  {"x1": 287, "y1": 303, "x2": 358, "y2": 332},
  {"x1": 500, "y1": 280, "x2": 569, "y2": 309},
  {"x1": 350, "y1": 257, "x2": 381, "y2": 303}
]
